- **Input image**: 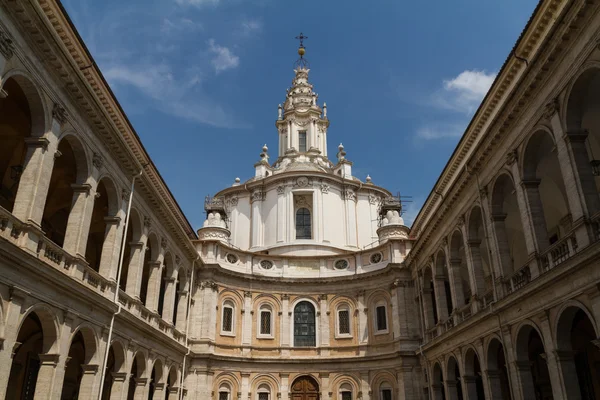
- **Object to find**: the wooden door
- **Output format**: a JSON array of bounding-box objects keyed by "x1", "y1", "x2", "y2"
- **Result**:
[{"x1": 291, "y1": 375, "x2": 319, "y2": 400}]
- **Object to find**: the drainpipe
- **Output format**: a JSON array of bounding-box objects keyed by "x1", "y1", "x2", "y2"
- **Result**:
[
  {"x1": 98, "y1": 167, "x2": 144, "y2": 400},
  {"x1": 179, "y1": 255, "x2": 199, "y2": 400}
]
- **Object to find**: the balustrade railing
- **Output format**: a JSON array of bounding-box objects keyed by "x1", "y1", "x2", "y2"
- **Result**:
[
  {"x1": 539, "y1": 232, "x2": 578, "y2": 274},
  {"x1": 481, "y1": 289, "x2": 494, "y2": 309},
  {"x1": 503, "y1": 263, "x2": 531, "y2": 295}
]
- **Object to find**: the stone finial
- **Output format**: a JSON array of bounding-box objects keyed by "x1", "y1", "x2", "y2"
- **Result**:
[
  {"x1": 278, "y1": 104, "x2": 282, "y2": 120},
  {"x1": 323, "y1": 102, "x2": 327, "y2": 118},
  {"x1": 337, "y1": 143, "x2": 346, "y2": 161},
  {"x1": 366, "y1": 175, "x2": 372, "y2": 183},
  {"x1": 259, "y1": 144, "x2": 269, "y2": 161},
  {"x1": 232, "y1": 177, "x2": 241, "y2": 187}
]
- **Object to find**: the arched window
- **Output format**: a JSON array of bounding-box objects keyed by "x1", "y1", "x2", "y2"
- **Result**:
[
  {"x1": 294, "y1": 301, "x2": 316, "y2": 347},
  {"x1": 340, "y1": 383, "x2": 353, "y2": 400},
  {"x1": 374, "y1": 301, "x2": 388, "y2": 334},
  {"x1": 257, "y1": 383, "x2": 271, "y2": 400},
  {"x1": 221, "y1": 300, "x2": 235, "y2": 335},
  {"x1": 218, "y1": 383, "x2": 231, "y2": 400},
  {"x1": 380, "y1": 382, "x2": 393, "y2": 400},
  {"x1": 336, "y1": 304, "x2": 352, "y2": 337},
  {"x1": 258, "y1": 304, "x2": 273, "y2": 338},
  {"x1": 296, "y1": 208, "x2": 312, "y2": 239}
]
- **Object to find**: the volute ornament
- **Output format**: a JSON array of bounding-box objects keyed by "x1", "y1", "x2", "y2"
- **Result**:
[{"x1": 0, "y1": 30, "x2": 15, "y2": 59}]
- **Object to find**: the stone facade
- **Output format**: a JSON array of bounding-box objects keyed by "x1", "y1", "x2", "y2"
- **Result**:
[{"x1": 1, "y1": 0, "x2": 600, "y2": 400}]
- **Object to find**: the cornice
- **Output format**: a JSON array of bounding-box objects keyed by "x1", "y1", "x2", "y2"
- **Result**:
[
  {"x1": 2, "y1": 0, "x2": 197, "y2": 257},
  {"x1": 408, "y1": 0, "x2": 592, "y2": 263}
]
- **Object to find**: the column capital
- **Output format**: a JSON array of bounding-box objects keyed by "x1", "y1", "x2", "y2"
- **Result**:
[
  {"x1": 521, "y1": 179, "x2": 541, "y2": 188},
  {"x1": 38, "y1": 353, "x2": 60, "y2": 365},
  {"x1": 103, "y1": 216, "x2": 121, "y2": 225},
  {"x1": 491, "y1": 213, "x2": 507, "y2": 222},
  {"x1": 71, "y1": 183, "x2": 92, "y2": 194},
  {"x1": 81, "y1": 364, "x2": 99, "y2": 374},
  {"x1": 111, "y1": 372, "x2": 128, "y2": 382},
  {"x1": 565, "y1": 129, "x2": 589, "y2": 143},
  {"x1": 467, "y1": 239, "x2": 481, "y2": 247},
  {"x1": 134, "y1": 377, "x2": 148, "y2": 386},
  {"x1": 130, "y1": 241, "x2": 144, "y2": 249},
  {"x1": 24, "y1": 137, "x2": 50, "y2": 150}
]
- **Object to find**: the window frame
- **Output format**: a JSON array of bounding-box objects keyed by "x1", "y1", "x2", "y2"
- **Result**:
[
  {"x1": 373, "y1": 301, "x2": 389, "y2": 335},
  {"x1": 257, "y1": 304, "x2": 274, "y2": 339},
  {"x1": 339, "y1": 382, "x2": 353, "y2": 400},
  {"x1": 298, "y1": 130, "x2": 307, "y2": 152},
  {"x1": 379, "y1": 386, "x2": 393, "y2": 400},
  {"x1": 220, "y1": 300, "x2": 236, "y2": 337},
  {"x1": 292, "y1": 300, "x2": 317, "y2": 347},
  {"x1": 335, "y1": 304, "x2": 352, "y2": 339},
  {"x1": 256, "y1": 383, "x2": 271, "y2": 400},
  {"x1": 295, "y1": 207, "x2": 312, "y2": 240},
  {"x1": 218, "y1": 383, "x2": 232, "y2": 400}
]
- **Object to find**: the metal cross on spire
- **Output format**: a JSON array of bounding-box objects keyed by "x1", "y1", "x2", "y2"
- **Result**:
[
  {"x1": 294, "y1": 32, "x2": 309, "y2": 68},
  {"x1": 295, "y1": 32, "x2": 308, "y2": 49}
]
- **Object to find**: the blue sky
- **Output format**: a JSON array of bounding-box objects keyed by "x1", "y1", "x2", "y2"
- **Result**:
[{"x1": 62, "y1": 0, "x2": 537, "y2": 229}]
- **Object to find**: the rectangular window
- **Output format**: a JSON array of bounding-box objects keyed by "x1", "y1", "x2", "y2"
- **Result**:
[
  {"x1": 260, "y1": 311, "x2": 271, "y2": 335},
  {"x1": 298, "y1": 131, "x2": 307, "y2": 152},
  {"x1": 381, "y1": 389, "x2": 392, "y2": 400},
  {"x1": 258, "y1": 394, "x2": 269, "y2": 400},
  {"x1": 222, "y1": 307, "x2": 233, "y2": 332},
  {"x1": 342, "y1": 392, "x2": 352, "y2": 400},
  {"x1": 219, "y1": 393, "x2": 229, "y2": 400},
  {"x1": 338, "y1": 309, "x2": 350, "y2": 335},
  {"x1": 376, "y1": 305, "x2": 387, "y2": 331}
]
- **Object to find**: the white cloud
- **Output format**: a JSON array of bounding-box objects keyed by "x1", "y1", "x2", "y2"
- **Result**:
[
  {"x1": 208, "y1": 39, "x2": 240, "y2": 73},
  {"x1": 175, "y1": 0, "x2": 220, "y2": 7},
  {"x1": 434, "y1": 70, "x2": 496, "y2": 114},
  {"x1": 415, "y1": 122, "x2": 466, "y2": 140},
  {"x1": 161, "y1": 18, "x2": 202, "y2": 34},
  {"x1": 241, "y1": 19, "x2": 262, "y2": 35}
]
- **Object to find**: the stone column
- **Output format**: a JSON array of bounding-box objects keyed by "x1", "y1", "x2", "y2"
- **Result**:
[
  {"x1": 508, "y1": 162, "x2": 539, "y2": 259},
  {"x1": 357, "y1": 291, "x2": 369, "y2": 344},
  {"x1": 133, "y1": 377, "x2": 148, "y2": 400},
  {"x1": 0, "y1": 289, "x2": 28, "y2": 400},
  {"x1": 63, "y1": 183, "x2": 96, "y2": 258},
  {"x1": 319, "y1": 295, "x2": 330, "y2": 351},
  {"x1": 280, "y1": 373, "x2": 289, "y2": 400},
  {"x1": 448, "y1": 259, "x2": 465, "y2": 317},
  {"x1": 152, "y1": 382, "x2": 165, "y2": 400},
  {"x1": 538, "y1": 313, "x2": 567, "y2": 398},
  {"x1": 396, "y1": 366, "x2": 416, "y2": 400},
  {"x1": 432, "y1": 277, "x2": 449, "y2": 322},
  {"x1": 281, "y1": 294, "x2": 290, "y2": 355},
  {"x1": 499, "y1": 326, "x2": 521, "y2": 400},
  {"x1": 461, "y1": 376, "x2": 477, "y2": 400},
  {"x1": 12, "y1": 134, "x2": 57, "y2": 226},
  {"x1": 162, "y1": 276, "x2": 177, "y2": 324},
  {"x1": 125, "y1": 241, "x2": 145, "y2": 298},
  {"x1": 565, "y1": 129, "x2": 600, "y2": 217},
  {"x1": 146, "y1": 261, "x2": 163, "y2": 314},
  {"x1": 175, "y1": 289, "x2": 189, "y2": 332},
  {"x1": 422, "y1": 287, "x2": 436, "y2": 330},
  {"x1": 467, "y1": 240, "x2": 486, "y2": 297},
  {"x1": 250, "y1": 192, "x2": 263, "y2": 248},
  {"x1": 79, "y1": 364, "x2": 100, "y2": 399},
  {"x1": 513, "y1": 361, "x2": 535, "y2": 400},
  {"x1": 360, "y1": 372, "x2": 370, "y2": 400},
  {"x1": 431, "y1": 383, "x2": 444, "y2": 400},
  {"x1": 484, "y1": 369, "x2": 503, "y2": 400},
  {"x1": 445, "y1": 379, "x2": 459, "y2": 400},
  {"x1": 390, "y1": 284, "x2": 402, "y2": 338},
  {"x1": 242, "y1": 292, "x2": 252, "y2": 348},
  {"x1": 109, "y1": 372, "x2": 128, "y2": 400},
  {"x1": 491, "y1": 214, "x2": 515, "y2": 278},
  {"x1": 197, "y1": 282, "x2": 218, "y2": 342},
  {"x1": 99, "y1": 216, "x2": 122, "y2": 279},
  {"x1": 241, "y1": 372, "x2": 250, "y2": 400},
  {"x1": 167, "y1": 386, "x2": 179, "y2": 400},
  {"x1": 33, "y1": 353, "x2": 60, "y2": 400},
  {"x1": 50, "y1": 313, "x2": 76, "y2": 399},
  {"x1": 554, "y1": 350, "x2": 582, "y2": 400},
  {"x1": 521, "y1": 179, "x2": 549, "y2": 256}
]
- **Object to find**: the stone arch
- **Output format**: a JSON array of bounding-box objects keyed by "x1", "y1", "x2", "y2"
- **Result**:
[
  {"x1": 0, "y1": 68, "x2": 48, "y2": 136},
  {"x1": 0, "y1": 71, "x2": 47, "y2": 213},
  {"x1": 214, "y1": 372, "x2": 240, "y2": 399},
  {"x1": 61, "y1": 325, "x2": 98, "y2": 399},
  {"x1": 367, "y1": 289, "x2": 392, "y2": 336},
  {"x1": 371, "y1": 370, "x2": 397, "y2": 400},
  {"x1": 290, "y1": 375, "x2": 320, "y2": 397},
  {"x1": 491, "y1": 172, "x2": 528, "y2": 278},
  {"x1": 514, "y1": 322, "x2": 553, "y2": 400},
  {"x1": 17, "y1": 303, "x2": 60, "y2": 353},
  {"x1": 250, "y1": 373, "x2": 279, "y2": 397},
  {"x1": 522, "y1": 127, "x2": 570, "y2": 253},
  {"x1": 330, "y1": 373, "x2": 360, "y2": 398},
  {"x1": 421, "y1": 265, "x2": 437, "y2": 328},
  {"x1": 69, "y1": 323, "x2": 99, "y2": 364},
  {"x1": 466, "y1": 205, "x2": 493, "y2": 297},
  {"x1": 139, "y1": 232, "x2": 160, "y2": 307},
  {"x1": 6, "y1": 305, "x2": 60, "y2": 399},
  {"x1": 486, "y1": 336, "x2": 511, "y2": 400},
  {"x1": 126, "y1": 350, "x2": 147, "y2": 400},
  {"x1": 56, "y1": 131, "x2": 90, "y2": 185},
  {"x1": 554, "y1": 302, "x2": 600, "y2": 399},
  {"x1": 449, "y1": 229, "x2": 471, "y2": 309}
]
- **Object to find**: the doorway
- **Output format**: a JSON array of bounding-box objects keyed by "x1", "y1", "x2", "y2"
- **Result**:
[{"x1": 291, "y1": 375, "x2": 319, "y2": 400}]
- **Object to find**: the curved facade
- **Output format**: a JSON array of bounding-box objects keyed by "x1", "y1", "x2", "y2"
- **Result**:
[{"x1": 2, "y1": 1, "x2": 600, "y2": 400}]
